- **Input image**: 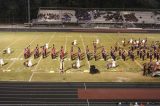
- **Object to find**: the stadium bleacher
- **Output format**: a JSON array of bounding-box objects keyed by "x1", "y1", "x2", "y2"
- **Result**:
[
  {"x1": 134, "y1": 12, "x2": 155, "y2": 24},
  {"x1": 33, "y1": 8, "x2": 160, "y2": 29},
  {"x1": 37, "y1": 9, "x2": 77, "y2": 24},
  {"x1": 123, "y1": 12, "x2": 138, "y2": 22},
  {"x1": 154, "y1": 11, "x2": 160, "y2": 24}
]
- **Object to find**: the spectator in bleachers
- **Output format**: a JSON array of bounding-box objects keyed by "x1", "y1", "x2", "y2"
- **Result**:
[
  {"x1": 38, "y1": 13, "x2": 60, "y2": 21},
  {"x1": 103, "y1": 12, "x2": 123, "y2": 22},
  {"x1": 75, "y1": 10, "x2": 92, "y2": 21},
  {"x1": 124, "y1": 13, "x2": 138, "y2": 22}
]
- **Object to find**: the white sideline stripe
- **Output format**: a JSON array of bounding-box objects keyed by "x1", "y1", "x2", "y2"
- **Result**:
[
  {"x1": 0, "y1": 90, "x2": 77, "y2": 93},
  {"x1": 0, "y1": 87, "x2": 78, "y2": 89},
  {"x1": 80, "y1": 35, "x2": 90, "y2": 68},
  {"x1": 6, "y1": 38, "x2": 36, "y2": 70},
  {"x1": 87, "y1": 99, "x2": 90, "y2": 106},
  {"x1": 29, "y1": 35, "x2": 54, "y2": 82},
  {"x1": 29, "y1": 72, "x2": 35, "y2": 82},
  {"x1": 0, "y1": 39, "x2": 19, "y2": 54}
]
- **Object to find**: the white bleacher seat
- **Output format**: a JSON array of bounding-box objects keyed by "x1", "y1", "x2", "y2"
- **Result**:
[
  {"x1": 134, "y1": 12, "x2": 155, "y2": 24},
  {"x1": 34, "y1": 8, "x2": 159, "y2": 25}
]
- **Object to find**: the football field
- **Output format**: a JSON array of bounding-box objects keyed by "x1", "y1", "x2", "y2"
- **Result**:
[{"x1": 0, "y1": 32, "x2": 160, "y2": 82}]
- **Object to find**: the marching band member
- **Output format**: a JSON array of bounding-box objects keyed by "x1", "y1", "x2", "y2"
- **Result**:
[
  {"x1": 157, "y1": 53, "x2": 160, "y2": 61},
  {"x1": 122, "y1": 38, "x2": 126, "y2": 46},
  {"x1": 78, "y1": 47, "x2": 81, "y2": 60},
  {"x1": 28, "y1": 59, "x2": 32, "y2": 67},
  {"x1": 149, "y1": 52, "x2": 153, "y2": 62},
  {"x1": 26, "y1": 45, "x2": 31, "y2": 58},
  {"x1": 86, "y1": 45, "x2": 90, "y2": 61},
  {"x1": 0, "y1": 58, "x2": 4, "y2": 66},
  {"x1": 76, "y1": 58, "x2": 80, "y2": 69},
  {"x1": 24, "y1": 47, "x2": 30, "y2": 59},
  {"x1": 122, "y1": 50, "x2": 126, "y2": 61},
  {"x1": 156, "y1": 60, "x2": 159, "y2": 65},
  {"x1": 136, "y1": 39, "x2": 139, "y2": 44},
  {"x1": 102, "y1": 46, "x2": 107, "y2": 61},
  {"x1": 24, "y1": 48, "x2": 27, "y2": 59},
  {"x1": 51, "y1": 44, "x2": 56, "y2": 59},
  {"x1": 42, "y1": 46, "x2": 47, "y2": 58},
  {"x1": 131, "y1": 51, "x2": 135, "y2": 61},
  {"x1": 73, "y1": 40, "x2": 77, "y2": 46},
  {"x1": 96, "y1": 38, "x2": 99, "y2": 44},
  {"x1": 93, "y1": 41, "x2": 97, "y2": 50},
  {"x1": 60, "y1": 46, "x2": 64, "y2": 60},
  {"x1": 27, "y1": 45, "x2": 31, "y2": 55},
  {"x1": 142, "y1": 51, "x2": 145, "y2": 61},
  {"x1": 129, "y1": 38, "x2": 133, "y2": 44},
  {"x1": 60, "y1": 59, "x2": 64, "y2": 73},
  {"x1": 119, "y1": 49, "x2": 122, "y2": 57},
  {"x1": 7, "y1": 48, "x2": 11, "y2": 54},
  {"x1": 112, "y1": 60, "x2": 116, "y2": 68},
  {"x1": 46, "y1": 43, "x2": 49, "y2": 49},
  {"x1": 154, "y1": 50, "x2": 157, "y2": 59},
  {"x1": 70, "y1": 46, "x2": 74, "y2": 60},
  {"x1": 142, "y1": 39, "x2": 145, "y2": 44},
  {"x1": 34, "y1": 46, "x2": 39, "y2": 59},
  {"x1": 114, "y1": 42, "x2": 118, "y2": 51},
  {"x1": 93, "y1": 48, "x2": 97, "y2": 61},
  {"x1": 137, "y1": 48, "x2": 140, "y2": 56}
]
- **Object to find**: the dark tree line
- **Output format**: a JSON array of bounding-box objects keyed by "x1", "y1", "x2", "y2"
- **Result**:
[{"x1": 0, "y1": 0, "x2": 160, "y2": 23}]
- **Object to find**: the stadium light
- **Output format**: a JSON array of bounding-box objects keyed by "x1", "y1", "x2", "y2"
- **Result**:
[{"x1": 27, "y1": 0, "x2": 30, "y2": 23}]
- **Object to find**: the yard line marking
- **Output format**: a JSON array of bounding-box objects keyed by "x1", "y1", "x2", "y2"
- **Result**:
[
  {"x1": 87, "y1": 99, "x2": 90, "y2": 106},
  {"x1": 6, "y1": 37, "x2": 36, "y2": 70},
  {"x1": 29, "y1": 72, "x2": 35, "y2": 82},
  {"x1": 80, "y1": 35, "x2": 90, "y2": 69},
  {"x1": 135, "y1": 60, "x2": 143, "y2": 69},
  {"x1": 29, "y1": 35, "x2": 54, "y2": 82},
  {"x1": 83, "y1": 82, "x2": 90, "y2": 106}
]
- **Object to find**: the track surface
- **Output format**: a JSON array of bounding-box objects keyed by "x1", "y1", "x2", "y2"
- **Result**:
[
  {"x1": 1, "y1": 26, "x2": 160, "y2": 33},
  {"x1": 0, "y1": 82, "x2": 160, "y2": 106}
]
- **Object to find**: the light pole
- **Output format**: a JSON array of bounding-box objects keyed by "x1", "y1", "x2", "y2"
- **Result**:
[{"x1": 27, "y1": 0, "x2": 30, "y2": 23}]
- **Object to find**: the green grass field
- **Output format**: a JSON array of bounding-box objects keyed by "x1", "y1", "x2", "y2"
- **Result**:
[{"x1": 0, "y1": 32, "x2": 160, "y2": 82}]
